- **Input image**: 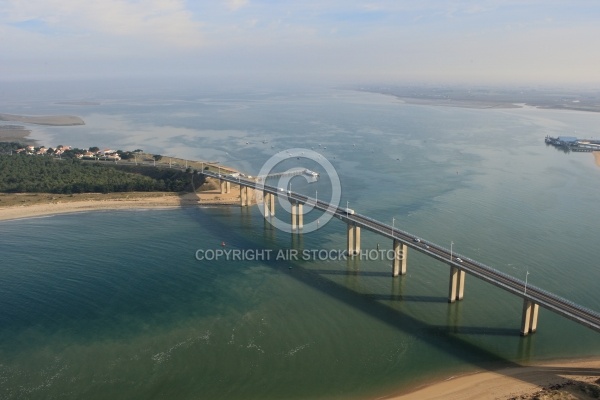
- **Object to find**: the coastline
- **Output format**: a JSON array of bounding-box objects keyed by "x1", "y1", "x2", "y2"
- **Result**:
[
  {"x1": 0, "y1": 190, "x2": 242, "y2": 222},
  {"x1": 380, "y1": 357, "x2": 600, "y2": 400}
]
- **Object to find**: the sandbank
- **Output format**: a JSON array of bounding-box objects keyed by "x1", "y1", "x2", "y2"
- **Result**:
[
  {"x1": 0, "y1": 190, "x2": 243, "y2": 222},
  {"x1": 0, "y1": 124, "x2": 34, "y2": 143},
  {"x1": 381, "y1": 358, "x2": 600, "y2": 400},
  {"x1": 0, "y1": 113, "x2": 85, "y2": 126}
]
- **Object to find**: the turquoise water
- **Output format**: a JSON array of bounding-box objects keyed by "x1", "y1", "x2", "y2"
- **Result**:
[{"x1": 1, "y1": 85, "x2": 600, "y2": 399}]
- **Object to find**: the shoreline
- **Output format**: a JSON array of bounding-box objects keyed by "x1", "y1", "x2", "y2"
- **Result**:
[
  {"x1": 0, "y1": 191, "x2": 242, "y2": 222},
  {"x1": 379, "y1": 357, "x2": 600, "y2": 400}
]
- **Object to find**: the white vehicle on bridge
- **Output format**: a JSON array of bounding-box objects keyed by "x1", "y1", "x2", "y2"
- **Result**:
[{"x1": 344, "y1": 208, "x2": 355, "y2": 215}]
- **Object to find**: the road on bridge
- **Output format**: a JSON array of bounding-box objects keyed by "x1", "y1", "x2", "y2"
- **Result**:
[{"x1": 203, "y1": 170, "x2": 600, "y2": 334}]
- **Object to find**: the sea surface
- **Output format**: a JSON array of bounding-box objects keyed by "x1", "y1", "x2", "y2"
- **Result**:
[{"x1": 1, "y1": 81, "x2": 600, "y2": 399}]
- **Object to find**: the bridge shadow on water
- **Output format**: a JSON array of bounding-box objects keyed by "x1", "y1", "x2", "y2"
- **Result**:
[
  {"x1": 310, "y1": 269, "x2": 390, "y2": 277},
  {"x1": 365, "y1": 293, "x2": 449, "y2": 303},
  {"x1": 431, "y1": 325, "x2": 521, "y2": 336},
  {"x1": 177, "y1": 202, "x2": 599, "y2": 394}
]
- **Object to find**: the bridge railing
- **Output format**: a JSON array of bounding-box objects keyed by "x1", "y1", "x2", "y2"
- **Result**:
[
  {"x1": 356, "y1": 213, "x2": 407, "y2": 236},
  {"x1": 353, "y1": 210, "x2": 600, "y2": 319},
  {"x1": 421, "y1": 241, "x2": 600, "y2": 318},
  {"x1": 202, "y1": 171, "x2": 600, "y2": 320},
  {"x1": 443, "y1": 251, "x2": 599, "y2": 318}
]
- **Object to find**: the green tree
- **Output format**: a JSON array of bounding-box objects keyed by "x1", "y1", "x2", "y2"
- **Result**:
[{"x1": 117, "y1": 150, "x2": 134, "y2": 160}]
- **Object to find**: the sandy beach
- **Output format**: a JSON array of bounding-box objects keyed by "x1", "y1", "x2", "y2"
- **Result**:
[
  {"x1": 0, "y1": 190, "x2": 243, "y2": 222},
  {"x1": 382, "y1": 358, "x2": 600, "y2": 400}
]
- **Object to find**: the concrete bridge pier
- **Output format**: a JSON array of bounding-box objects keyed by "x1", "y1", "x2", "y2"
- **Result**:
[
  {"x1": 220, "y1": 181, "x2": 231, "y2": 194},
  {"x1": 263, "y1": 195, "x2": 269, "y2": 216},
  {"x1": 392, "y1": 239, "x2": 407, "y2": 276},
  {"x1": 269, "y1": 193, "x2": 275, "y2": 216},
  {"x1": 520, "y1": 299, "x2": 539, "y2": 336},
  {"x1": 240, "y1": 186, "x2": 252, "y2": 206},
  {"x1": 448, "y1": 266, "x2": 466, "y2": 303},
  {"x1": 346, "y1": 223, "x2": 361, "y2": 256},
  {"x1": 290, "y1": 202, "x2": 303, "y2": 231},
  {"x1": 263, "y1": 192, "x2": 275, "y2": 217}
]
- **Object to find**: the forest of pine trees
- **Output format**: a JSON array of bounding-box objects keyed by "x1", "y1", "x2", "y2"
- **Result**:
[{"x1": 0, "y1": 153, "x2": 199, "y2": 194}]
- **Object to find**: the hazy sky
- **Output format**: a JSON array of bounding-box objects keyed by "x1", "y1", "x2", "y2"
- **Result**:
[{"x1": 2, "y1": 0, "x2": 600, "y2": 86}]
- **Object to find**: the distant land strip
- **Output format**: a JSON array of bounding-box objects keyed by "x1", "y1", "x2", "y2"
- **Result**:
[
  {"x1": 352, "y1": 86, "x2": 600, "y2": 113},
  {"x1": 0, "y1": 113, "x2": 85, "y2": 126},
  {"x1": 55, "y1": 101, "x2": 101, "y2": 106},
  {"x1": 394, "y1": 97, "x2": 521, "y2": 109}
]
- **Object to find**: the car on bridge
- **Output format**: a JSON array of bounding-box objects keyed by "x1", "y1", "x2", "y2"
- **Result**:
[{"x1": 455, "y1": 258, "x2": 463, "y2": 263}]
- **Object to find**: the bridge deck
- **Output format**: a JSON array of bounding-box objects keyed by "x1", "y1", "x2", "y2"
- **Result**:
[{"x1": 205, "y1": 170, "x2": 600, "y2": 334}]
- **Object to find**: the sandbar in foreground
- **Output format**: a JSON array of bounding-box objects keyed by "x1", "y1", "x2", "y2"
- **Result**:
[{"x1": 380, "y1": 358, "x2": 600, "y2": 400}]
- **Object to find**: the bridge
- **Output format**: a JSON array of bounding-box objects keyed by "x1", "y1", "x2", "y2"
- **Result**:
[
  {"x1": 256, "y1": 167, "x2": 308, "y2": 180},
  {"x1": 203, "y1": 170, "x2": 600, "y2": 337}
]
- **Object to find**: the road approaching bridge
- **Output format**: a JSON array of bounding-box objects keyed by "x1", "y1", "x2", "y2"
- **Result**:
[{"x1": 203, "y1": 170, "x2": 600, "y2": 336}]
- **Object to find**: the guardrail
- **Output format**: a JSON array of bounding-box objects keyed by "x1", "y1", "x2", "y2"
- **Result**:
[{"x1": 202, "y1": 170, "x2": 600, "y2": 325}]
